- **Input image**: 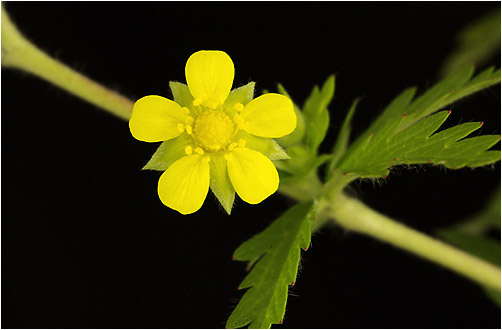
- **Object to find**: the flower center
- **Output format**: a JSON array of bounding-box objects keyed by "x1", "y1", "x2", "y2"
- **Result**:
[{"x1": 193, "y1": 109, "x2": 235, "y2": 152}]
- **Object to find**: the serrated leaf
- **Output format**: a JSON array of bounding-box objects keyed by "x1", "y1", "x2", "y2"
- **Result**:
[
  {"x1": 142, "y1": 133, "x2": 191, "y2": 171},
  {"x1": 226, "y1": 202, "x2": 314, "y2": 329},
  {"x1": 340, "y1": 110, "x2": 500, "y2": 177},
  {"x1": 337, "y1": 66, "x2": 501, "y2": 177}
]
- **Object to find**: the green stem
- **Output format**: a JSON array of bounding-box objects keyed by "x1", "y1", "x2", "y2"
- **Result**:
[
  {"x1": 329, "y1": 193, "x2": 501, "y2": 291},
  {"x1": 1, "y1": 5, "x2": 133, "y2": 121}
]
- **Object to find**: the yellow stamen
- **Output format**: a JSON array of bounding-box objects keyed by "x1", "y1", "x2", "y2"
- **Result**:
[
  {"x1": 238, "y1": 139, "x2": 246, "y2": 148},
  {"x1": 185, "y1": 146, "x2": 193, "y2": 155},
  {"x1": 228, "y1": 142, "x2": 237, "y2": 151},
  {"x1": 194, "y1": 147, "x2": 205, "y2": 155},
  {"x1": 193, "y1": 98, "x2": 203, "y2": 106},
  {"x1": 177, "y1": 123, "x2": 185, "y2": 133},
  {"x1": 186, "y1": 125, "x2": 193, "y2": 135},
  {"x1": 234, "y1": 103, "x2": 244, "y2": 112},
  {"x1": 233, "y1": 114, "x2": 248, "y2": 130}
]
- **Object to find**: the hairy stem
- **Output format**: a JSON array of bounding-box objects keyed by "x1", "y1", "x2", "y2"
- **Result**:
[
  {"x1": 329, "y1": 192, "x2": 501, "y2": 291},
  {"x1": 1, "y1": 5, "x2": 133, "y2": 121}
]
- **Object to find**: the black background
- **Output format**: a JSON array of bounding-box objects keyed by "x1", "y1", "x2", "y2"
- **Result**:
[{"x1": 2, "y1": 2, "x2": 501, "y2": 329}]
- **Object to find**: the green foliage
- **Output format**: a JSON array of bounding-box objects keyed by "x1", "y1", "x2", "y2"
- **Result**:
[
  {"x1": 336, "y1": 65, "x2": 501, "y2": 177},
  {"x1": 327, "y1": 98, "x2": 360, "y2": 176},
  {"x1": 226, "y1": 202, "x2": 314, "y2": 329},
  {"x1": 439, "y1": 9, "x2": 501, "y2": 77},
  {"x1": 274, "y1": 76, "x2": 335, "y2": 185},
  {"x1": 303, "y1": 75, "x2": 335, "y2": 152}
]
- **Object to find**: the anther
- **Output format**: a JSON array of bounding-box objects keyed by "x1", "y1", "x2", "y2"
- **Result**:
[
  {"x1": 234, "y1": 103, "x2": 244, "y2": 112},
  {"x1": 207, "y1": 101, "x2": 218, "y2": 109},
  {"x1": 194, "y1": 147, "x2": 205, "y2": 155},
  {"x1": 224, "y1": 153, "x2": 230, "y2": 160},
  {"x1": 185, "y1": 146, "x2": 193, "y2": 155},
  {"x1": 186, "y1": 125, "x2": 193, "y2": 135},
  {"x1": 177, "y1": 123, "x2": 185, "y2": 133},
  {"x1": 186, "y1": 116, "x2": 194, "y2": 125},
  {"x1": 228, "y1": 142, "x2": 237, "y2": 151},
  {"x1": 193, "y1": 98, "x2": 202, "y2": 106},
  {"x1": 181, "y1": 107, "x2": 190, "y2": 115},
  {"x1": 238, "y1": 139, "x2": 246, "y2": 148}
]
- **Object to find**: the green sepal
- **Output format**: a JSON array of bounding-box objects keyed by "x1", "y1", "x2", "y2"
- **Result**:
[
  {"x1": 169, "y1": 81, "x2": 194, "y2": 108},
  {"x1": 224, "y1": 82, "x2": 255, "y2": 117},
  {"x1": 225, "y1": 82, "x2": 255, "y2": 106},
  {"x1": 142, "y1": 133, "x2": 191, "y2": 171},
  {"x1": 235, "y1": 131, "x2": 289, "y2": 161},
  {"x1": 209, "y1": 153, "x2": 235, "y2": 215}
]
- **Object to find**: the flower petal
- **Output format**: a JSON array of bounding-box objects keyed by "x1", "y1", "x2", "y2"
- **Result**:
[
  {"x1": 185, "y1": 50, "x2": 234, "y2": 108},
  {"x1": 226, "y1": 147, "x2": 279, "y2": 204},
  {"x1": 130, "y1": 95, "x2": 188, "y2": 142},
  {"x1": 239, "y1": 93, "x2": 296, "y2": 138},
  {"x1": 158, "y1": 154, "x2": 210, "y2": 215}
]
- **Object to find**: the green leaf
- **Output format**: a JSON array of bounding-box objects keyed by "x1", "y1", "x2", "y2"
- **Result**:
[
  {"x1": 337, "y1": 66, "x2": 501, "y2": 177},
  {"x1": 326, "y1": 97, "x2": 360, "y2": 177},
  {"x1": 142, "y1": 133, "x2": 191, "y2": 171},
  {"x1": 439, "y1": 9, "x2": 501, "y2": 77},
  {"x1": 209, "y1": 153, "x2": 235, "y2": 215},
  {"x1": 303, "y1": 75, "x2": 335, "y2": 151},
  {"x1": 226, "y1": 202, "x2": 314, "y2": 329},
  {"x1": 340, "y1": 110, "x2": 500, "y2": 177}
]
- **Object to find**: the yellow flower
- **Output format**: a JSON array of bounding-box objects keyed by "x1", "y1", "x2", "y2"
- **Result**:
[{"x1": 129, "y1": 50, "x2": 296, "y2": 215}]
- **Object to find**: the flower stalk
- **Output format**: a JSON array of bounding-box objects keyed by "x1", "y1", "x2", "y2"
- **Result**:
[{"x1": 1, "y1": 5, "x2": 133, "y2": 121}]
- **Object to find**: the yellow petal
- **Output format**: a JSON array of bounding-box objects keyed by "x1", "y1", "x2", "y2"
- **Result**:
[
  {"x1": 158, "y1": 155, "x2": 210, "y2": 215},
  {"x1": 240, "y1": 93, "x2": 296, "y2": 138},
  {"x1": 226, "y1": 147, "x2": 279, "y2": 204},
  {"x1": 130, "y1": 95, "x2": 188, "y2": 142},
  {"x1": 185, "y1": 50, "x2": 234, "y2": 108}
]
